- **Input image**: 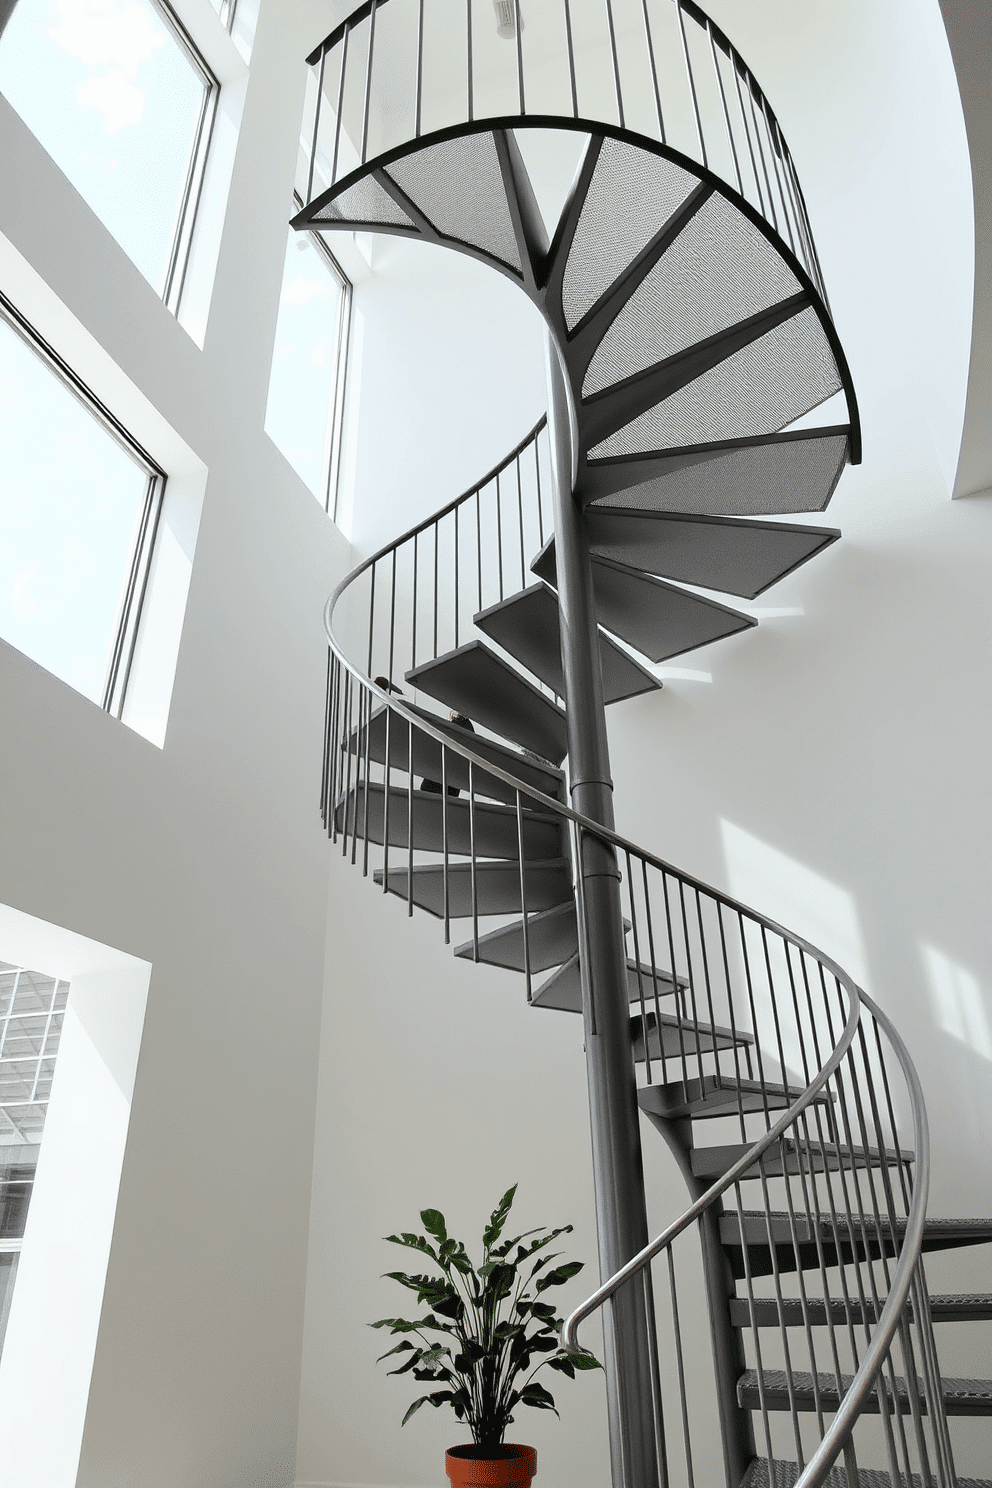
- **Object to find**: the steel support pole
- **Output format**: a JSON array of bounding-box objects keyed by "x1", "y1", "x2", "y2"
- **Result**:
[{"x1": 546, "y1": 332, "x2": 662, "y2": 1488}]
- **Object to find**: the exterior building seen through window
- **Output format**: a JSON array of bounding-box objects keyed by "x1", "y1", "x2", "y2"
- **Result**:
[
  {"x1": 0, "y1": 294, "x2": 165, "y2": 713},
  {"x1": 264, "y1": 219, "x2": 351, "y2": 519},
  {"x1": 0, "y1": 0, "x2": 218, "y2": 311},
  {"x1": 0, "y1": 961, "x2": 68, "y2": 1361}
]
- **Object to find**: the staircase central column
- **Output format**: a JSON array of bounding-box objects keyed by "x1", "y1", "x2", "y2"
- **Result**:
[{"x1": 545, "y1": 333, "x2": 662, "y2": 1488}]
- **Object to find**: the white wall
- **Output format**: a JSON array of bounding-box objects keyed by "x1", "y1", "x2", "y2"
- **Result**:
[
  {"x1": 0, "y1": 1, "x2": 349, "y2": 1483},
  {"x1": 300, "y1": 1, "x2": 989, "y2": 1485}
]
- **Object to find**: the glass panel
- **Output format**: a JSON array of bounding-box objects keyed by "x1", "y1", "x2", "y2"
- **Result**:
[
  {"x1": 0, "y1": 312, "x2": 151, "y2": 703},
  {"x1": 264, "y1": 230, "x2": 348, "y2": 507},
  {"x1": 0, "y1": 0, "x2": 209, "y2": 296}
]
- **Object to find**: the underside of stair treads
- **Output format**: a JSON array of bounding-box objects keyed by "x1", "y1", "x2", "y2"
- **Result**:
[
  {"x1": 579, "y1": 428, "x2": 851, "y2": 517},
  {"x1": 406, "y1": 640, "x2": 568, "y2": 765},
  {"x1": 383, "y1": 133, "x2": 523, "y2": 271},
  {"x1": 335, "y1": 783, "x2": 562, "y2": 858}
]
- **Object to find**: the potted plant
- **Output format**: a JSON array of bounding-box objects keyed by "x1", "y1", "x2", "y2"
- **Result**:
[{"x1": 371, "y1": 1184, "x2": 602, "y2": 1488}]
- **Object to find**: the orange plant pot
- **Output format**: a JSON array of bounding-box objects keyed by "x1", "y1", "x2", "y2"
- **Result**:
[{"x1": 445, "y1": 1444, "x2": 537, "y2": 1488}]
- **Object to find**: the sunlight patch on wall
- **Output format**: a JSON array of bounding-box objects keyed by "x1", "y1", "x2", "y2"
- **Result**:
[{"x1": 922, "y1": 944, "x2": 992, "y2": 1061}]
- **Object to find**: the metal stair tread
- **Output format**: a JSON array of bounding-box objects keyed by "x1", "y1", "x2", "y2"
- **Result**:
[
  {"x1": 473, "y1": 583, "x2": 660, "y2": 704},
  {"x1": 530, "y1": 952, "x2": 684, "y2": 1014},
  {"x1": 346, "y1": 701, "x2": 565, "y2": 807},
  {"x1": 373, "y1": 858, "x2": 571, "y2": 921},
  {"x1": 719, "y1": 1211, "x2": 992, "y2": 1279},
  {"x1": 406, "y1": 640, "x2": 569, "y2": 765},
  {"x1": 632, "y1": 1008, "x2": 754, "y2": 1063},
  {"x1": 535, "y1": 508, "x2": 839, "y2": 601},
  {"x1": 453, "y1": 901, "x2": 577, "y2": 971},
  {"x1": 737, "y1": 1367, "x2": 992, "y2": 1417},
  {"x1": 532, "y1": 543, "x2": 755, "y2": 663},
  {"x1": 740, "y1": 1459, "x2": 992, "y2": 1488},
  {"x1": 730, "y1": 1293, "x2": 992, "y2": 1328},
  {"x1": 690, "y1": 1137, "x2": 912, "y2": 1182},
  {"x1": 637, "y1": 1074, "x2": 820, "y2": 1122},
  {"x1": 334, "y1": 783, "x2": 563, "y2": 860}
]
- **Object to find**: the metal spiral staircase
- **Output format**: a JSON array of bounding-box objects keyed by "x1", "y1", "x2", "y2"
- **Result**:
[{"x1": 298, "y1": 4, "x2": 992, "y2": 1486}]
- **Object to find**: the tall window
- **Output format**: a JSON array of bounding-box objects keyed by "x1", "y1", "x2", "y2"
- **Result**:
[
  {"x1": 0, "y1": 0, "x2": 218, "y2": 310},
  {"x1": 264, "y1": 217, "x2": 351, "y2": 519},
  {"x1": 0, "y1": 960, "x2": 68, "y2": 1359},
  {"x1": 0, "y1": 293, "x2": 165, "y2": 713}
]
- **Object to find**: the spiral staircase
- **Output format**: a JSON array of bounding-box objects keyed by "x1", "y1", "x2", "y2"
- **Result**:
[{"x1": 297, "y1": 4, "x2": 992, "y2": 1486}]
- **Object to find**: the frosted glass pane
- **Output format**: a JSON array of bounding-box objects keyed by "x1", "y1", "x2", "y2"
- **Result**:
[
  {"x1": 265, "y1": 233, "x2": 346, "y2": 502},
  {"x1": 0, "y1": 0, "x2": 207, "y2": 293},
  {"x1": 0, "y1": 315, "x2": 149, "y2": 702}
]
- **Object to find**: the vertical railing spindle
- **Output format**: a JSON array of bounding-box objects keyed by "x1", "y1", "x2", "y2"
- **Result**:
[{"x1": 360, "y1": 1, "x2": 378, "y2": 167}]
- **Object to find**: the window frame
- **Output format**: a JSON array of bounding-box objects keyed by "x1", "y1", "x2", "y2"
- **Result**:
[
  {"x1": 157, "y1": 0, "x2": 222, "y2": 313},
  {"x1": 0, "y1": 289, "x2": 167, "y2": 719}
]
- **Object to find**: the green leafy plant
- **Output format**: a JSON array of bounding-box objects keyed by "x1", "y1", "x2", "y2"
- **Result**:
[{"x1": 371, "y1": 1184, "x2": 602, "y2": 1449}]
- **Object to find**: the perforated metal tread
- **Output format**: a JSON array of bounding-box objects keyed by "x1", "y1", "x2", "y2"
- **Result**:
[
  {"x1": 579, "y1": 428, "x2": 851, "y2": 518},
  {"x1": 473, "y1": 583, "x2": 660, "y2": 704},
  {"x1": 566, "y1": 508, "x2": 839, "y2": 600},
  {"x1": 407, "y1": 641, "x2": 569, "y2": 766},
  {"x1": 690, "y1": 1138, "x2": 912, "y2": 1184},
  {"x1": 345, "y1": 702, "x2": 565, "y2": 807},
  {"x1": 741, "y1": 1458, "x2": 992, "y2": 1488},
  {"x1": 632, "y1": 1009, "x2": 754, "y2": 1064},
  {"x1": 738, "y1": 1368, "x2": 992, "y2": 1417},
  {"x1": 384, "y1": 133, "x2": 522, "y2": 270},
  {"x1": 531, "y1": 952, "x2": 683, "y2": 1014},
  {"x1": 373, "y1": 858, "x2": 572, "y2": 920},
  {"x1": 729, "y1": 1294, "x2": 992, "y2": 1329},
  {"x1": 638, "y1": 1075, "x2": 820, "y2": 1124},
  {"x1": 334, "y1": 784, "x2": 562, "y2": 860},
  {"x1": 532, "y1": 544, "x2": 755, "y2": 662},
  {"x1": 453, "y1": 901, "x2": 577, "y2": 972},
  {"x1": 719, "y1": 1213, "x2": 992, "y2": 1280}
]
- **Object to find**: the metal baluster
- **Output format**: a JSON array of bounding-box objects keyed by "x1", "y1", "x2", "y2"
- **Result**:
[
  {"x1": 415, "y1": 0, "x2": 424, "y2": 137},
  {"x1": 307, "y1": 44, "x2": 327, "y2": 206},
  {"x1": 626, "y1": 851, "x2": 651, "y2": 1084},
  {"x1": 603, "y1": 0, "x2": 624, "y2": 128},
  {"x1": 331, "y1": 27, "x2": 350, "y2": 187},
  {"x1": 731, "y1": 52, "x2": 764, "y2": 216},
  {"x1": 360, "y1": 1, "x2": 378, "y2": 167},
  {"x1": 466, "y1": 0, "x2": 473, "y2": 122},
  {"x1": 496, "y1": 471, "x2": 504, "y2": 601},
  {"x1": 476, "y1": 487, "x2": 483, "y2": 612},
  {"x1": 660, "y1": 872, "x2": 690, "y2": 1090},
  {"x1": 563, "y1": 0, "x2": 578, "y2": 118},
  {"x1": 745, "y1": 71, "x2": 777, "y2": 231},
  {"x1": 469, "y1": 760, "x2": 479, "y2": 959},
  {"x1": 513, "y1": 0, "x2": 525, "y2": 114},
  {"x1": 640, "y1": 861, "x2": 665, "y2": 1070},
  {"x1": 764, "y1": 107, "x2": 797, "y2": 254},
  {"x1": 642, "y1": 1266, "x2": 668, "y2": 1487},
  {"x1": 411, "y1": 531, "x2": 419, "y2": 670},
  {"x1": 388, "y1": 545, "x2": 397, "y2": 689},
  {"x1": 515, "y1": 790, "x2": 532, "y2": 1001},
  {"x1": 328, "y1": 655, "x2": 341, "y2": 840},
  {"x1": 320, "y1": 650, "x2": 332, "y2": 826},
  {"x1": 382, "y1": 704, "x2": 392, "y2": 890},
  {"x1": 441, "y1": 744, "x2": 450, "y2": 944},
  {"x1": 350, "y1": 683, "x2": 365, "y2": 863},
  {"x1": 361, "y1": 678, "x2": 374, "y2": 876},
  {"x1": 433, "y1": 521, "x2": 439, "y2": 657},
  {"x1": 406, "y1": 718, "x2": 415, "y2": 916},
  {"x1": 676, "y1": 878, "x2": 706, "y2": 1086},
  {"x1": 667, "y1": 1246, "x2": 694, "y2": 1488},
  {"x1": 708, "y1": 21, "x2": 742, "y2": 196},
  {"x1": 367, "y1": 562, "x2": 377, "y2": 678},
  {"x1": 341, "y1": 670, "x2": 354, "y2": 858},
  {"x1": 640, "y1": 0, "x2": 664, "y2": 144},
  {"x1": 534, "y1": 435, "x2": 544, "y2": 549},
  {"x1": 675, "y1": 0, "x2": 706, "y2": 167},
  {"x1": 516, "y1": 456, "x2": 526, "y2": 591},
  {"x1": 454, "y1": 506, "x2": 460, "y2": 649}
]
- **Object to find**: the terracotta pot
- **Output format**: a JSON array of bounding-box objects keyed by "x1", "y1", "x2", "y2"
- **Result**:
[{"x1": 444, "y1": 1443, "x2": 537, "y2": 1488}]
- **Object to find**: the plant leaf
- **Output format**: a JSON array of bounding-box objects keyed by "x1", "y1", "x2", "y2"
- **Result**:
[
  {"x1": 567, "y1": 1350, "x2": 603, "y2": 1371},
  {"x1": 376, "y1": 1340, "x2": 416, "y2": 1363},
  {"x1": 483, "y1": 1184, "x2": 518, "y2": 1249},
  {"x1": 420, "y1": 1209, "x2": 448, "y2": 1246},
  {"x1": 535, "y1": 1261, "x2": 583, "y2": 1293},
  {"x1": 519, "y1": 1381, "x2": 558, "y2": 1413}
]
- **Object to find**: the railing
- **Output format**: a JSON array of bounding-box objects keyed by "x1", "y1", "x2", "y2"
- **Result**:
[
  {"x1": 298, "y1": 0, "x2": 829, "y2": 307},
  {"x1": 322, "y1": 438, "x2": 955, "y2": 1488}
]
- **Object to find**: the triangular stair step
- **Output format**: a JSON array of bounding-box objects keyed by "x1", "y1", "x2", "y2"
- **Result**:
[
  {"x1": 579, "y1": 428, "x2": 851, "y2": 518},
  {"x1": 730, "y1": 1293, "x2": 992, "y2": 1329},
  {"x1": 737, "y1": 1367, "x2": 992, "y2": 1418},
  {"x1": 638, "y1": 1075, "x2": 821, "y2": 1123},
  {"x1": 531, "y1": 952, "x2": 683, "y2": 1014},
  {"x1": 535, "y1": 509, "x2": 838, "y2": 602},
  {"x1": 473, "y1": 583, "x2": 659, "y2": 704},
  {"x1": 407, "y1": 641, "x2": 568, "y2": 766},
  {"x1": 334, "y1": 784, "x2": 562, "y2": 860},
  {"x1": 533, "y1": 545, "x2": 755, "y2": 663},
  {"x1": 690, "y1": 1137, "x2": 912, "y2": 1183},
  {"x1": 373, "y1": 859, "x2": 571, "y2": 920},
  {"x1": 741, "y1": 1458, "x2": 992, "y2": 1488},
  {"x1": 719, "y1": 1212, "x2": 992, "y2": 1280},
  {"x1": 345, "y1": 702, "x2": 565, "y2": 807},
  {"x1": 454, "y1": 902, "x2": 577, "y2": 973},
  {"x1": 633, "y1": 1009, "x2": 754, "y2": 1063}
]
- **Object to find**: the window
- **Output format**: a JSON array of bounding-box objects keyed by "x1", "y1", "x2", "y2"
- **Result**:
[
  {"x1": 208, "y1": 0, "x2": 235, "y2": 32},
  {"x1": 0, "y1": 292, "x2": 165, "y2": 714},
  {"x1": 0, "y1": 0, "x2": 218, "y2": 311},
  {"x1": 0, "y1": 960, "x2": 68, "y2": 1360},
  {"x1": 264, "y1": 216, "x2": 352, "y2": 518}
]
